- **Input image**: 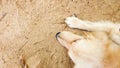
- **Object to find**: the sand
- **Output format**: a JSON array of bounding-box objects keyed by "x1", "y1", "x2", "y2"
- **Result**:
[{"x1": 0, "y1": 0, "x2": 120, "y2": 68}]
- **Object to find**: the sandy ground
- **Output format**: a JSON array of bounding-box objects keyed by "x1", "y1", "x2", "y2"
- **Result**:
[{"x1": 0, "y1": 0, "x2": 120, "y2": 68}]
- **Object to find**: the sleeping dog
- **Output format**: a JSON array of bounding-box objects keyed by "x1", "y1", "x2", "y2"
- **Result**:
[{"x1": 56, "y1": 16, "x2": 120, "y2": 68}]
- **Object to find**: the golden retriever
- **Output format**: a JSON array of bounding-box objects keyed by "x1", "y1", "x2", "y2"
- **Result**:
[{"x1": 56, "y1": 16, "x2": 120, "y2": 68}]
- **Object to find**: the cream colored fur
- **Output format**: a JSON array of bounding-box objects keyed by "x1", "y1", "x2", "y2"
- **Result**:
[{"x1": 56, "y1": 16, "x2": 120, "y2": 68}]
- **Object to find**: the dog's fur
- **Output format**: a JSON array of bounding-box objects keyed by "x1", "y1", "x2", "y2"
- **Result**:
[{"x1": 56, "y1": 16, "x2": 120, "y2": 68}]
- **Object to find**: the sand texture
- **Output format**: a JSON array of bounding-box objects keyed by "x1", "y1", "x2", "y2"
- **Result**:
[{"x1": 0, "y1": 0, "x2": 120, "y2": 68}]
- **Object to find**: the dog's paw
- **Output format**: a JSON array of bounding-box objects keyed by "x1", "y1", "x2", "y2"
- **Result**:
[{"x1": 65, "y1": 16, "x2": 81, "y2": 28}]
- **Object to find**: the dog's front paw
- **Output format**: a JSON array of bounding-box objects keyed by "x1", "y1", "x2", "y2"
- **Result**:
[
  {"x1": 65, "y1": 16, "x2": 80, "y2": 28},
  {"x1": 65, "y1": 16, "x2": 87, "y2": 29}
]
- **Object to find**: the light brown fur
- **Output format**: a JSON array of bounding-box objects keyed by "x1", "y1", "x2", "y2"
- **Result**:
[{"x1": 56, "y1": 16, "x2": 120, "y2": 68}]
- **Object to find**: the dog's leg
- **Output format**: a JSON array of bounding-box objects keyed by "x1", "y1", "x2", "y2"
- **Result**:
[
  {"x1": 65, "y1": 16, "x2": 120, "y2": 45},
  {"x1": 65, "y1": 16, "x2": 120, "y2": 32}
]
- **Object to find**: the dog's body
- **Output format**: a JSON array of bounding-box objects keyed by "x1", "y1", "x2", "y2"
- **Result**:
[{"x1": 56, "y1": 16, "x2": 120, "y2": 68}]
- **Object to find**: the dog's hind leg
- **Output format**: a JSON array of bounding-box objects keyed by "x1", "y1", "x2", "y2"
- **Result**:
[{"x1": 65, "y1": 16, "x2": 120, "y2": 32}]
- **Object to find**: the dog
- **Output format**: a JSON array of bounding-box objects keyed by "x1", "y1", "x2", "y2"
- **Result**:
[{"x1": 56, "y1": 16, "x2": 120, "y2": 68}]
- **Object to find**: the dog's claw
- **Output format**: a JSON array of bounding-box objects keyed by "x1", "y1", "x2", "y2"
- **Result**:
[
  {"x1": 55, "y1": 32, "x2": 61, "y2": 40},
  {"x1": 72, "y1": 13, "x2": 77, "y2": 17}
]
